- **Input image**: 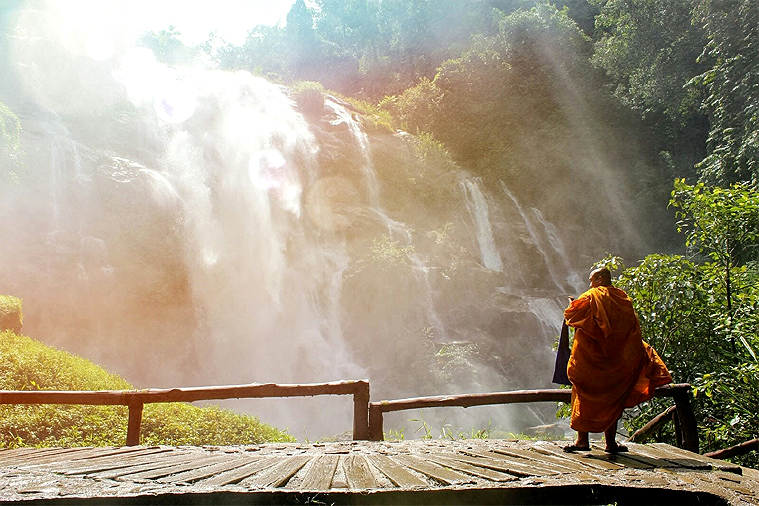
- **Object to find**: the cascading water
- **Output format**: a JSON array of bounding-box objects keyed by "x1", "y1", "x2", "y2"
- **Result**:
[
  {"x1": 324, "y1": 98, "x2": 380, "y2": 207},
  {"x1": 529, "y1": 207, "x2": 584, "y2": 291},
  {"x1": 500, "y1": 180, "x2": 578, "y2": 293},
  {"x1": 3, "y1": 33, "x2": 609, "y2": 440},
  {"x1": 460, "y1": 177, "x2": 504, "y2": 272},
  {"x1": 115, "y1": 65, "x2": 367, "y2": 435}
]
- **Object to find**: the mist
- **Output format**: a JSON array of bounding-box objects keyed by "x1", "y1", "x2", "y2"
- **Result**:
[{"x1": 0, "y1": 1, "x2": 664, "y2": 440}]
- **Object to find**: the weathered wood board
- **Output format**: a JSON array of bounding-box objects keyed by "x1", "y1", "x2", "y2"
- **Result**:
[{"x1": 0, "y1": 440, "x2": 756, "y2": 504}]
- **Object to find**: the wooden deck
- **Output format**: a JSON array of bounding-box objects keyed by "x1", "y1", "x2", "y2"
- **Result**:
[{"x1": 1, "y1": 440, "x2": 757, "y2": 505}]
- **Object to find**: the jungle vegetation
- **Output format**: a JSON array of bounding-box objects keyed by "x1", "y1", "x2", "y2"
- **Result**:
[{"x1": 1, "y1": 0, "x2": 757, "y2": 464}]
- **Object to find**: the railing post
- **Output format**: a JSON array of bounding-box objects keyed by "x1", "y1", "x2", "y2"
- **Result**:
[
  {"x1": 126, "y1": 402, "x2": 143, "y2": 446},
  {"x1": 672, "y1": 408, "x2": 683, "y2": 448},
  {"x1": 671, "y1": 387, "x2": 699, "y2": 453},
  {"x1": 352, "y1": 380, "x2": 370, "y2": 440},
  {"x1": 368, "y1": 403, "x2": 384, "y2": 441}
]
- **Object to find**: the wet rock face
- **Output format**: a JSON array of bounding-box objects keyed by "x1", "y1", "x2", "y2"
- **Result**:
[{"x1": 2, "y1": 66, "x2": 620, "y2": 434}]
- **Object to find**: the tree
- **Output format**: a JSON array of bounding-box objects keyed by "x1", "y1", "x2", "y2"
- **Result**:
[
  {"x1": 670, "y1": 179, "x2": 759, "y2": 325},
  {"x1": 692, "y1": 0, "x2": 759, "y2": 184},
  {"x1": 137, "y1": 26, "x2": 198, "y2": 66},
  {"x1": 590, "y1": 0, "x2": 709, "y2": 178},
  {"x1": 612, "y1": 181, "x2": 759, "y2": 466}
]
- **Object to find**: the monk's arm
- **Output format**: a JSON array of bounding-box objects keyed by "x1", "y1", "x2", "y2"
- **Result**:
[{"x1": 564, "y1": 294, "x2": 592, "y2": 329}]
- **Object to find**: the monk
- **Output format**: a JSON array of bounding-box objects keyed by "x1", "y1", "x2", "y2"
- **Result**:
[{"x1": 563, "y1": 267, "x2": 672, "y2": 453}]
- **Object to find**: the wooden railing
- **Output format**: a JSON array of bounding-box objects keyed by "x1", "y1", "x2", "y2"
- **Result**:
[
  {"x1": 367, "y1": 383, "x2": 699, "y2": 453},
  {"x1": 0, "y1": 381, "x2": 698, "y2": 452},
  {"x1": 0, "y1": 380, "x2": 370, "y2": 445}
]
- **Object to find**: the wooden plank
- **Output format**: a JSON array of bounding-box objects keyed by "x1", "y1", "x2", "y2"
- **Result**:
[
  {"x1": 461, "y1": 449, "x2": 558, "y2": 476},
  {"x1": 392, "y1": 454, "x2": 475, "y2": 486},
  {"x1": 442, "y1": 451, "x2": 543, "y2": 477},
  {"x1": 343, "y1": 455, "x2": 379, "y2": 489},
  {"x1": 298, "y1": 455, "x2": 339, "y2": 490},
  {"x1": 425, "y1": 453, "x2": 517, "y2": 482},
  {"x1": 690, "y1": 471, "x2": 756, "y2": 497},
  {"x1": 650, "y1": 443, "x2": 742, "y2": 474},
  {"x1": 491, "y1": 447, "x2": 589, "y2": 473},
  {"x1": 239, "y1": 455, "x2": 311, "y2": 488},
  {"x1": 63, "y1": 449, "x2": 188, "y2": 475},
  {"x1": 64, "y1": 446, "x2": 174, "y2": 469},
  {"x1": 368, "y1": 455, "x2": 428, "y2": 488},
  {"x1": 15, "y1": 447, "x2": 121, "y2": 466},
  {"x1": 0, "y1": 448, "x2": 41, "y2": 462},
  {"x1": 198, "y1": 457, "x2": 280, "y2": 487},
  {"x1": 89, "y1": 459, "x2": 191, "y2": 480},
  {"x1": 0, "y1": 447, "x2": 77, "y2": 465},
  {"x1": 592, "y1": 447, "x2": 663, "y2": 470},
  {"x1": 613, "y1": 444, "x2": 689, "y2": 469},
  {"x1": 158, "y1": 456, "x2": 256, "y2": 484},
  {"x1": 119, "y1": 454, "x2": 226, "y2": 480},
  {"x1": 600, "y1": 452, "x2": 656, "y2": 470},
  {"x1": 86, "y1": 453, "x2": 212, "y2": 480},
  {"x1": 532, "y1": 444, "x2": 625, "y2": 471}
]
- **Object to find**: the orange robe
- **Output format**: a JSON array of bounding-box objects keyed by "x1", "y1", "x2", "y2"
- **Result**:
[{"x1": 564, "y1": 286, "x2": 672, "y2": 433}]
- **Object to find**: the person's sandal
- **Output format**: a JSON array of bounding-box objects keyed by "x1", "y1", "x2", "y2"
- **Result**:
[
  {"x1": 605, "y1": 444, "x2": 628, "y2": 454},
  {"x1": 563, "y1": 444, "x2": 591, "y2": 453}
]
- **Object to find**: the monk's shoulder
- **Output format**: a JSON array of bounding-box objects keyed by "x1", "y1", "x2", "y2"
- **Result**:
[{"x1": 608, "y1": 286, "x2": 631, "y2": 300}]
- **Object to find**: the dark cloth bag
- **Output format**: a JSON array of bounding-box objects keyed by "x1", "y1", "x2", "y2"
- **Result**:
[{"x1": 552, "y1": 321, "x2": 572, "y2": 386}]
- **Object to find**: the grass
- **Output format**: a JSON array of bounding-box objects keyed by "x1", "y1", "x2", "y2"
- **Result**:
[
  {"x1": 0, "y1": 329, "x2": 295, "y2": 448},
  {"x1": 383, "y1": 411, "x2": 566, "y2": 442}
]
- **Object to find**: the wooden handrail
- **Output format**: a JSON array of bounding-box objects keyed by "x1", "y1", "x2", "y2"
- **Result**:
[
  {"x1": 0, "y1": 380, "x2": 370, "y2": 445},
  {"x1": 703, "y1": 438, "x2": 759, "y2": 460},
  {"x1": 629, "y1": 405, "x2": 678, "y2": 443},
  {"x1": 0, "y1": 381, "x2": 697, "y2": 452},
  {"x1": 367, "y1": 383, "x2": 698, "y2": 452}
]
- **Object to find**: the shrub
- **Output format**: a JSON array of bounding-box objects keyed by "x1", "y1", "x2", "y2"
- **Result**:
[
  {"x1": 292, "y1": 80, "x2": 326, "y2": 116},
  {"x1": 0, "y1": 295, "x2": 23, "y2": 334},
  {"x1": 0, "y1": 331, "x2": 294, "y2": 447}
]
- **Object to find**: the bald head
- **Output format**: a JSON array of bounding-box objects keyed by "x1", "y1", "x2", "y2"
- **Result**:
[{"x1": 589, "y1": 267, "x2": 612, "y2": 287}]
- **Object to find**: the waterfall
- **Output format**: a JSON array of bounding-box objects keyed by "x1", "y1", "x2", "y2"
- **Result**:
[
  {"x1": 324, "y1": 98, "x2": 381, "y2": 207},
  {"x1": 460, "y1": 178, "x2": 503, "y2": 272},
  {"x1": 122, "y1": 69, "x2": 365, "y2": 435},
  {"x1": 372, "y1": 208, "x2": 447, "y2": 341},
  {"x1": 500, "y1": 181, "x2": 577, "y2": 293},
  {"x1": 529, "y1": 207, "x2": 584, "y2": 290}
]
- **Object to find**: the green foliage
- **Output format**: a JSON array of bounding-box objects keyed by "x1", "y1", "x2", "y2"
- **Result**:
[
  {"x1": 137, "y1": 26, "x2": 198, "y2": 66},
  {"x1": 292, "y1": 81, "x2": 326, "y2": 116},
  {"x1": 0, "y1": 295, "x2": 23, "y2": 334},
  {"x1": 606, "y1": 182, "x2": 759, "y2": 466},
  {"x1": 671, "y1": 179, "x2": 759, "y2": 267},
  {"x1": 340, "y1": 96, "x2": 396, "y2": 132},
  {"x1": 692, "y1": 0, "x2": 759, "y2": 183},
  {"x1": 591, "y1": 0, "x2": 707, "y2": 129},
  {"x1": 379, "y1": 77, "x2": 441, "y2": 133},
  {"x1": 405, "y1": 411, "x2": 494, "y2": 441},
  {"x1": 0, "y1": 331, "x2": 294, "y2": 447}
]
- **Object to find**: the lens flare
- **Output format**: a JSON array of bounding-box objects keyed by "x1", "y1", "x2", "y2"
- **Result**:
[
  {"x1": 248, "y1": 149, "x2": 286, "y2": 190},
  {"x1": 153, "y1": 80, "x2": 197, "y2": 124},
  {"x1": 84, "y1": 31, "x2": 115, "y2": 61}
]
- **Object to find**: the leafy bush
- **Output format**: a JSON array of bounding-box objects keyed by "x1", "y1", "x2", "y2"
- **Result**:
[
  {"x1": 600, "y1": 181, "x2": 759, "y2": 467},
  {"x1": 0, "y1": 330, "x2": 294, "y2": 447},
  {"x1": 0, "y1": 295, "x2": 23, "y2": 334},
  {"x1": 292, "y1": 80, "x2": 326, "y2": 116}
]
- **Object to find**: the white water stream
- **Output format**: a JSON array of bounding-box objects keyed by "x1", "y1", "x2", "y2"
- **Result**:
[{"x1": 460, "y1": 178, "x2": 504, "y2": 272}]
